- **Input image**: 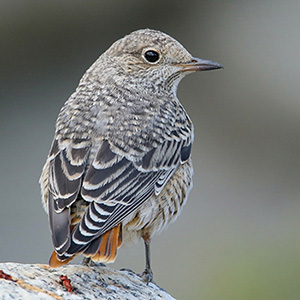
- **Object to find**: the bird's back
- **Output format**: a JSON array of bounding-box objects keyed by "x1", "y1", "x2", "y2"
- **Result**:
[{"x1": 40, "y1": 77, "x2": 194, "y2": 266}]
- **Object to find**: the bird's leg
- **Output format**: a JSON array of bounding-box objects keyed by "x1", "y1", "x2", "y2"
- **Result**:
[{"x1": 141, "y1": 233, "x2": 153, "y2": 284}]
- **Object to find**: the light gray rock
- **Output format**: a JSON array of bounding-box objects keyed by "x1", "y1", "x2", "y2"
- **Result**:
[{"x1": 0, "y1": 263, "x2": 175, "y2": 300}]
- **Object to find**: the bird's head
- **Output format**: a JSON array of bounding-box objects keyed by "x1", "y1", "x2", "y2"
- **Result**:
[{"x1": 99, "y1": 29, "x2": 223, "y2": 95}]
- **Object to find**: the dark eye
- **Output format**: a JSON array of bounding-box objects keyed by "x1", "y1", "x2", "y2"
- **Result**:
[{"x1": 144, "y1": 50, "x2": 160, "y2": 63}]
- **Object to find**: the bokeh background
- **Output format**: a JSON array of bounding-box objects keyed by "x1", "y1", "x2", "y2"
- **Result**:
[{"x1": 1, "y1": 1, "x2": 300, "y2": 299}]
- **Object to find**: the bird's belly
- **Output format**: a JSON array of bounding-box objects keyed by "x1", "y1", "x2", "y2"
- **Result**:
[{"x1": 121, "y1": 158, "x2": 193, "y2": 244}]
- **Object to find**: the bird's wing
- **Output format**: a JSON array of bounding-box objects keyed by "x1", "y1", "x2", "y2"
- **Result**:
[
  {"x1": 47, "y1": 116, "x2": 192, "y2": 257},
  {"x1": 66, "y1": 133, "x2": 192, "y2": 256},
  {"x1": 47, "y1": 138, "x2": 91, "y2": 253}
]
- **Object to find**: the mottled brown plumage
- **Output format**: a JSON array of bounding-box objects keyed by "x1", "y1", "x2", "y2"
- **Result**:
[{"x1": 40, "y1": 28, "x2": 222, "y2": 282}]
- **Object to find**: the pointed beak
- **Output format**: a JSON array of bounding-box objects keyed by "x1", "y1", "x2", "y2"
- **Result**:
[{"x1": 179, "y1": 57, "x2": 224, "y2": 72}]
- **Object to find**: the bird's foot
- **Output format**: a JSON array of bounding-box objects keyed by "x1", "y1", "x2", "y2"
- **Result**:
[
  {"x1": 81, "y1": 257, "x2": 91, "y2": 266},
  {"x1": 140, "y1": 268, "x2": 153, "y2": 285},
  {"x1": 82, "y1": 257, "x2": 106, "y2": 267},
  {"x1": 120, "y1": 267, "x2": 136, "y2": 274}
]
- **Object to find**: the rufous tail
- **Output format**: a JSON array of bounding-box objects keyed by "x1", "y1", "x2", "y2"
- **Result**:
[
  {"x1": 49, "y1": 251, "x2": 76, "y2": 267},
  {"x1": 48, "y1": 224, "x2": 122, "y2": 267},
  {"x1": 90, "y1": 223, "x2": 122, "y2": 263}
]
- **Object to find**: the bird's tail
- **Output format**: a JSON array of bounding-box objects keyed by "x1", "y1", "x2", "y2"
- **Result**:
[
  {"x1": 49, "y1": 250, "x2": 75, "y2": 267},
  {"x1": 90, "y1": 223, "x2": 122, "y2": 263},
  {"x1": 49, "y1": 223, "x2": 123, "y2": 267}
]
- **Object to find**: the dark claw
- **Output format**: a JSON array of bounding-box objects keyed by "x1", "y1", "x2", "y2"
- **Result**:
[
  {"x1": 82, "y1": 257, "x2": 106, "y2": 267},
  {"x1": 82, "y1": 257, "x2": 91, "y2": 266},
  {"x1": 141, "y1": 268, "x2": 153, "y2": 285},
  {"x1": 120, "y1": 268, "x2": 136, "y2": 274}
]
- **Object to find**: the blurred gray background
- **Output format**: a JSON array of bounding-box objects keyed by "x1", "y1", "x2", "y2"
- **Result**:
[{"x1": 1, "y1": 1, "x2": 300, "y2": 299}]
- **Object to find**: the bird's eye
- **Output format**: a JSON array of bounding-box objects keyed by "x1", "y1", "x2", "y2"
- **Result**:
[{"x1": 144, "y1": 50, "x2": 160, "y2": 63}]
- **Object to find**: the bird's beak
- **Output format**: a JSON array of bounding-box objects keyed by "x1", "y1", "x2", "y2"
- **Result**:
[{"x1": 179, "y1": 57, "x2": 224, "y2": 72}]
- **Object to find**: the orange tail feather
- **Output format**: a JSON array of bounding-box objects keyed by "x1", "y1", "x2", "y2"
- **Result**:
[
  {"x1": 49, "y1": 251, "x2": 76, "y2": 268},
  {"x1": 48, "y1": 224, "x2": 123, "y2": 267},
  {"x1": 49, "y1": 224, "x2": 78, "y2": 267},
  {"x1": 91, "y1": 224, "x2": 122, "y2": 263}
]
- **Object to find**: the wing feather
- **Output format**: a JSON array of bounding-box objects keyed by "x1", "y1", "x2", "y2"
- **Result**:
[
  {"x1": 62, "y1": 137, "x2": 191, "y2": 258},
  {"x1": 48, "y1": 122, "x2": 192, "y2": 260},
  {"x1": 47, "y1": 138, "x2": 90, "y2": 254}
]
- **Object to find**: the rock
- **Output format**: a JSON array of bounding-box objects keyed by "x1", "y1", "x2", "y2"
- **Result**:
[{"x1": 0, "y1": 262, "x2": 175, "y2": 299}]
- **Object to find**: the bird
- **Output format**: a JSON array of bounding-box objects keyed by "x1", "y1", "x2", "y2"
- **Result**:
[{"x1": 39, "y1": 28, "x2": 223, "y2": 283}]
